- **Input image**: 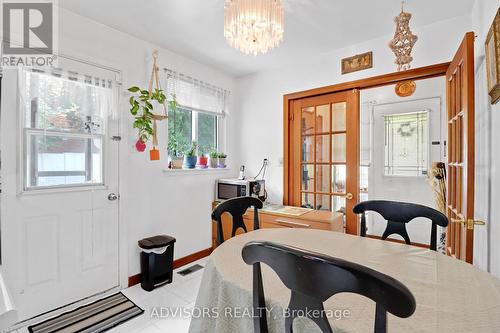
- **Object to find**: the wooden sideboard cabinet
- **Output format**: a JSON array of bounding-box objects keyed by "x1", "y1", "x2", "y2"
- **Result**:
[{"x1": 211, "y1": 201, "x2": 344, "y2": 249}]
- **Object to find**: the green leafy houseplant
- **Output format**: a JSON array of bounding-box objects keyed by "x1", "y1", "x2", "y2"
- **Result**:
[{"x1": 128, "y1": 86, "x2": 167, "y2": 144}]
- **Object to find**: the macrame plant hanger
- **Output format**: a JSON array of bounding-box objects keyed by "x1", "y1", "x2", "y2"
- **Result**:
[{"x1": 148, "y1": 50, "x2": 168, "y2": 161}]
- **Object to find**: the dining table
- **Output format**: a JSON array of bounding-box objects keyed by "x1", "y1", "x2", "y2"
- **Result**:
[{"x1": 188, "y1": 228, "x2": 500, "y2": 333}]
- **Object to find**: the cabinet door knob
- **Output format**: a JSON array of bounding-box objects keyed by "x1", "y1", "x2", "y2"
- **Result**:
[{"x1": 345, "y1": 192, "x2": 354, "y2": 200}]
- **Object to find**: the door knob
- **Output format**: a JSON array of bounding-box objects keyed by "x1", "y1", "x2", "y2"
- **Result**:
[
  {"x1": 108, "y1": 193, "x2": 119, "y2": 201},
  {"x1": 345, "y1": 192, "x2": 354, "y2": 200}
]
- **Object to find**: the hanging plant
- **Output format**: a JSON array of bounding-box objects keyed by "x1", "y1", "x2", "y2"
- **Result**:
[{"x1": 128, "y1": 86, "x2": 166, "y2": 148}]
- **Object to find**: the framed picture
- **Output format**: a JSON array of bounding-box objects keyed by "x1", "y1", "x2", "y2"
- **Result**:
[
  {"x1": 485, "y1": 8, "x2": 500, "y2": 104},
  {"x1": 341, "y1": 51, "x2": 373, "y2": 74}
]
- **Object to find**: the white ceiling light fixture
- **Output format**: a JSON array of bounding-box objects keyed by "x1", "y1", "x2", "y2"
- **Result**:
[{"x1": 224, "y1": 0, "x2": 284, "y2": 56}]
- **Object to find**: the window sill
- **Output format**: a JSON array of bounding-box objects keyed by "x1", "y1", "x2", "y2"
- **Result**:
[{"x1": 162, "y1": 168, "x2": 232, "y2": 176}]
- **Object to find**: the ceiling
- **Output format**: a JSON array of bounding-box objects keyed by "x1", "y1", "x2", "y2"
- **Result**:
[{"x1": 59, "y1": 0, "x2": 475, "y2": 77}]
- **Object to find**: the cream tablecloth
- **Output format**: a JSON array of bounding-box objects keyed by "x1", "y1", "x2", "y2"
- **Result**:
[{"x1": 189, "y1": 229, "x2": 500, "y2": 332}]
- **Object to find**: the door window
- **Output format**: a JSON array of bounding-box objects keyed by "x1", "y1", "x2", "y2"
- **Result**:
[{"x1": 21, "y1": 70, "x2": 112, "y2": 190}]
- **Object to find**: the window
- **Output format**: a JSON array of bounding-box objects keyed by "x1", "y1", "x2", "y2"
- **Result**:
[
  {"x1": 21, "y1": 70, "x2": 112, "y2": 190},
  {"x1": 384, "y1": 111, "x2": 429, "y2": 176},
  {"x1": 165, "y1": 69, "x2": 228, "y2": 155},
  {"x1": 168, "y1": 107, "x2": 218, "y2": 153}
]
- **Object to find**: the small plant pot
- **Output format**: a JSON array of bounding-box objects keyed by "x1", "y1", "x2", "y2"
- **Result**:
[
  {"x1": 150, "y1": 148, "x2": 160, "y2": 161},
  {"x1": 208, "y1": 157, "x2": 218, "y2": 168},
  {"x1": 217, "y1": 157, "x2": 226, "y2": 168},
  {"x1": 135, "y1": 139, "x2": 146, "y2": 152},
  {"x1": 183, "y1": 156, "x2": 197, "y2": 169},
  {"x1": 197, "y1": 156, "x2": 208, "y2": 168},
  {"x1": 170, "y1": 156, "x2": 183, "y2": 169}
]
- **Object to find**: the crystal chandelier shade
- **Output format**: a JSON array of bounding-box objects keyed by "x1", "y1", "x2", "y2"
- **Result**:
[{"x1": 224, "y1": 0, "x2": 284, "y2": 56}]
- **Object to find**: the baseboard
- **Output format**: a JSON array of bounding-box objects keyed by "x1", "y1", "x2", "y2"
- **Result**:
[
  {"x1": 128, "y1": 247, "x2": 213, "y2": 287},
  {"x1": 365, "y1": 234, "x2": 429, "y2": 249}
]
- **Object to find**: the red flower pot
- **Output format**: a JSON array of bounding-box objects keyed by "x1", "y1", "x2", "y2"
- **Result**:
[
  {"x1": 135, "y1": 139, "x2": 146, "y2": 152},
  {"x1": 197, "y1": 156, "x2": 208, "y2": 168}
]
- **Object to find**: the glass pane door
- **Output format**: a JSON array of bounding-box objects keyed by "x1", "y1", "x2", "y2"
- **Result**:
[
  {"x1": 300, "y1": 102, "x2": 348, "y2": 213},
  {"x1": 293, "y1": 90, "x2": 360, "y2": 234}
]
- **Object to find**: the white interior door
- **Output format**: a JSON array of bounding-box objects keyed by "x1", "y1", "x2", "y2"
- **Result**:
[{"x1": 0, "y1": 60, "x2": 121, "y2": 321}]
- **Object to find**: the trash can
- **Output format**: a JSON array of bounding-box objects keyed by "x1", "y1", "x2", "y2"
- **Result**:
[{"x1": 138, "y1": 235, "x2": 176, "y2": 292}]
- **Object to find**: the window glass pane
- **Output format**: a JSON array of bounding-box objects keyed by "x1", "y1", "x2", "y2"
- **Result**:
[
  {"x1": 384, "y1": 111, "x2": 428, "y2": 176},
  {"x1": 315, "y1": 104, "x2": 330, "y2": 133},
  {"x1": 332, "y1": 102, "x2": 346, "y2": 132},
  {"x1": 332, "y1": 195, "x2": 346, "y2": 214},
  {"x1": 301, "y1": 192, "x2": 314, "y2": 209},
  {"x1": 332, "y1": 133, "x2": 346, "y2": 163},
  {"x1": 198, "y1": 113, "x2": 217, "y2": 153},
  {"x1": 301, "y1": 164, "x2": 314, "y2": 192},
  {"x1": 316, "y1": 135, "x2": 330, "y2": 163},
  {"x1": 316, "y1": 165, "x2": 330, "y2": 192},
  {"x1": 168, "y1": 106, "x2": 192, "y2": 152},
  {"x1": 24, "y1": 71, "x2": 106, "y2": 134},
  {"x1": 27, "y1": 134, "x2": 103, "y2": 188},
  {"x1": 332, "y1": 165, "x2": 346, "y2": 193},
  {"x1": 316, "y1": 194, "x2": 331, "y2": 211},
  {"x1": 301, "y1": 107, "x2": 315, "y2": 135},
  {"x1": 302, "y1": 136, "x2": 314, "y2": 162}
]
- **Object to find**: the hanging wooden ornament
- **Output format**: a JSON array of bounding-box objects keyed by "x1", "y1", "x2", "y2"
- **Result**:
[
  {"x1": 389, "y1": 1, "x2": 418, "y2": 71},
  {"x1": 148, "y1": 50, "x2": 168, "y2": 161}
]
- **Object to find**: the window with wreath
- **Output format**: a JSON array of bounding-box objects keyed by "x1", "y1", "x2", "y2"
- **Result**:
[{"x1": 384, "y1": 111, "x2": 429, "y2": 176}]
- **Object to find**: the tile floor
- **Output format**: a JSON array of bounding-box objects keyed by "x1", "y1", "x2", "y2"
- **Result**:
[{"x1": 16, "y1": 258, "x2": 207, "y2": 333}]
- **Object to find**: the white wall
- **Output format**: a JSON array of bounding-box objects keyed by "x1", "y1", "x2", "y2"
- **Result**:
[
  {"x1": 234, "y1": 15, "x2": 471, "y2": 205},
  {"x1": 1, "y1": 8, "x2": 238, "y2": 280},
  {"x1": 471, "y1": 0, "x2": 500, "y2": 276}
]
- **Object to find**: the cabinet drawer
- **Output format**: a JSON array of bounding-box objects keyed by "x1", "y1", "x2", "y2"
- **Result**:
[{"x1": 258, "y1": 214, "x2": 331, "y2": 230}]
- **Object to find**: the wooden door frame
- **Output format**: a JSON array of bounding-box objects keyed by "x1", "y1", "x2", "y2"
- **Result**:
[{"x1": 283, "y1": 62, "x2": 451, "y2": 232}]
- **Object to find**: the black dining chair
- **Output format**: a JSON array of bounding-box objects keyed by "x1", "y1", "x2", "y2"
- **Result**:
[
  {"x1": 212, "y1": 197, "x2": 263, "y2": 246},
  {"x1": 353, "y1": 200, "x2": 449, "y2": 251},
  {"x1": 242, "y1": 241, "x2": 416, "y2": 333}
]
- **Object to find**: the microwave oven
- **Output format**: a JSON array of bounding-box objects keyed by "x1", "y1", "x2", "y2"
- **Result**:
[{"x1": 216, "y1": 178, "x2": 266, "y2": 201}]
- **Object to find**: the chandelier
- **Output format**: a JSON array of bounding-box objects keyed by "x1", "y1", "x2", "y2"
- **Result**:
[
  {"x1": 224, "y1": 0, "x2": 284, "y2": 55},
  {"x1": 389, "y1": 2, "x2": 418, "y2": 71}
]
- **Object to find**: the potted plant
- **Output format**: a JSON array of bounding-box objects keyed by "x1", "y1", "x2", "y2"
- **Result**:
[
  {"x1": 197, "y1": 147, "x2": 208, "y2": 169},
  {"x1": 183, "y1": 141, "x2": 197, "y2": 169},
  {"x1": 167, "y1": 136, "x2": 183, "y2": 169},
  {"x1": 217, "y1": 152, "x2": 227, "y2": 168},
  {"x1": 208, "y1": 148, "x2": 219, "y2": 168},
  {"x1": 128, "y1": 86, "x2": 166, "y2": 151}
]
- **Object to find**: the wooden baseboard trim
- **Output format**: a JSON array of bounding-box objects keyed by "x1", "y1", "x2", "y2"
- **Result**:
[
  {"x1": 365, "y1": 234, "x2": 429, "y2": 249},
  {"x1": 128, "y1": 247, "x2": 213, "y2": 287}
]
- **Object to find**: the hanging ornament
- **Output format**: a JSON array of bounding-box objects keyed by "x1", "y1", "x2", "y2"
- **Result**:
[
  {"x1": 135, "y1": 139, "x2": 147, "y2": 152},
  {"x1": 395, "y1": 80, "x2": 417, "y2": 97},
  {"x1": 389, "y1": 1, "x2": 418, "y2": 71}
]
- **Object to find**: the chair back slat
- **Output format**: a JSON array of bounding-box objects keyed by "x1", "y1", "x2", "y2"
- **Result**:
[
  {"x1": 242, "y1": 241, "x2": 416, "y2": 333},
  {"x1": 353, "y1": 200, "x2": 448, "y2": 250},
  {"x1": 212, "y1": 197, "x2": 263, "y2": 245}
]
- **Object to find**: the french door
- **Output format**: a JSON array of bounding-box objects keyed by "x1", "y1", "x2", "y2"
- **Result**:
[
  {"x1": 446, "y1": 32, "x2": 479, "y2": 263},
  {"x1": 287, "y1": 90, "x2": 359, "y2": 234}
]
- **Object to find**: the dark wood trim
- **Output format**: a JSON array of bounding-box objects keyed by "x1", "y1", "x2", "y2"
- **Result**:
[
  {"x1": 128, "y1": 247, "x2": 213, "y2": 287},
  {"x1": 284, "y1": 62, "x2": 450, "y2": 101},
  {"x1": 365, "y1": 234, "x2": 430, "y2": 249}
]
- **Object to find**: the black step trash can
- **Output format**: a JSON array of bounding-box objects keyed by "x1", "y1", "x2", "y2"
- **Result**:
[{"x1": 138, "y1": 235, "x2": 176, "y2": 292}]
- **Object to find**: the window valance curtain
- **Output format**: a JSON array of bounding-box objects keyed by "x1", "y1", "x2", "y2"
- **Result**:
[{"x1": 164, "y1": 68, "x2": 230, "y2": 117}]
